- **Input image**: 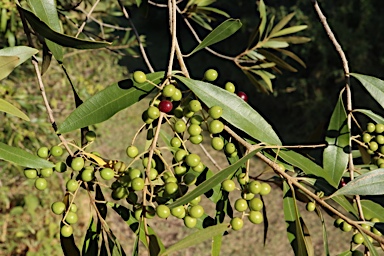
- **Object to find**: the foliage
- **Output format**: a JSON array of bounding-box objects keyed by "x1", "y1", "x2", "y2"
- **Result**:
[{"x1": 2, "y1": 0, "x2": 384, "y2": 256}]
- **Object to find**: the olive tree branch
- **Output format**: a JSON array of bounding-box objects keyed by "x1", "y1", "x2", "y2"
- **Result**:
[{"x1": 75, "y1": 0, "x2": 100, "y2": 37}]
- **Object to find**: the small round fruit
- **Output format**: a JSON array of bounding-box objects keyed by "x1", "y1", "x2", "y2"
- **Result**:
[
  {"x1": 185, "y1": 154, "x2": 201, "y2": 167},
  {"x1": 237, "y1": 173, "x2": 249, "y2": 185},
  {"x1": 189, "y1": 205, "x2": 204, "y2": 218},
  {"x1": 65, "y1": 212, "x2": 78, "y2": 224},
  {"x1": 373, "y1": 227, "x2": 382, "y2": 236},
  {"x1": 60, "y1": 225, "x2": 73, "y2": 237},
  {"x1": 81, "y1": 169, "x2": 95, "y2": 182},
  {"x1": 174, "y1": 120, "x2": 187, "y2": 133},
  {"x1": 55, "y1": 162, "x2": 67, "y2": 173},
  {"x1": 114, "y1": 161, "x2": 126, "y2": 173},
  {"x1": 131, "y1": 177, "x2": 145, "y2": 191},
  {"x1": 142, "y1": 157, "x2": 156, "y2": 168},
  {"x1": 164, "y1": 182, "x2": 178, "y2": 195},
  {"x1": 149, "y1": 168, "x2": 158, "y2": 180},
  {"x1": 208, "y1": 106, "x2": 223, "y2": 119},
  {"x1": 234, "y1": 198, "x2": 248, "y2": 212},
  {"x1": 175, "y1": 149, "x2": 188, "y2": 162},
  {"x1": 133, "y1": 71, "x2": 146, "y2": 83},
  {"x1": 367, "y1": 122, "x2": 376, "y2": 133},
  {"x1": 171, "y1": 89, "x2": 182, "y2": 101},
  {"x1": 112, "y1": 186, "x2": 128, "y2": 200},
  {"x1": 147, "y1": 106, "x2": 160, "y2": 120},
  {"x1": 51, "y1": 201, "x2": 66, "y2": 215},
  {"x1": 159, "y1": 100, "x2": 173, "y2": 113},
  {"x1": 276, "y1": 163, "x2": 286, "y2": 172},
  {"x1": 100, "y1": 168, "x2": 115, "y2": 180},
  {"x1": 190, "y1": 115, "x2": 204, "y2": 125},
  {"x1": 376, "y1": 124, "x2": 384, "y2": 133},
  {"x1": 170, "y1": 137, "x2": 182, "y2": 148},
  {"x1": 369, "y1": 141, "x2": 379, "y2": 152},
  {"x1": 183, "y1": 173, "x2": 197, "y2": 185},
  {"x1": 248, "y1": 180, "x2": 261, "y2": 194},
  {"x1": 129, "y1": 168, "x2": 142, "y2": 179},
  {"x1": 40, "y1": 168, "x2": 53, "y2": 178},
  {"x1": 259, "y1": 182, "x2": 271, "y2": 196},
  {"x1": 208, "y1": 120, "x2": 224, "y2": 134},
  {"x1": 225, "y1": 82, "x2": 236, "y2": 93},
  {"x1": 230, "y1": 217, "x2": 244, "y2": 231},
  {"x1": 189, "y1": 135, "x2": 203, "y2": 145},
  {"x1": 370, "y1": 217, "x2": 380, "y2": 223},
  {"x1": 188, "y1": 100, "x2": 202, "y2": 112},
  {"x1": 24, "y1": 169, "x2": 38, "y2": 179},
  {"x1": 183, "y1": 108, "x2": 194, "y2": 118},
  {"x1": 222, "y1": 179, "x2": 236, "y2": 192},
  {"x1": 145, "y1": 206, "x2": 156, "y2": 219},
  {"x1": 174, "y1": 165, "x2": 187, "y2": 176},
  {"x1": 163, "y1": 84, "x2": 176, "y2": 97},
  {"x1": 225, "y1": 142, "x2": 236, "y2": 154},
  {"x1": 66, "y1": 179, "x2": 79, "y2": 192},
  {"x1": 71, "y1": 157, "x2": 85, "y2": 171},
  {"x1": 166, "y1": 176, "x2": 177, "y2": 183},
  {"x1": 334, "y1": 218, "x2": 344, "y2": 228},
  {"x1": 306, "y1": 202, "x2": 316, "y2": 212},
  {"x1": 171, "y1": 205, "x2": 186, "y2": 218},
  {"x1": 69, "y1": 204, "x2": 77, "y2": 213},
  {"x1": 126, "y1": 146, "x2": 139, "y2": 158},
  {"x1": 377, "y1": 135, "x2": 384, "y2": 144},
  {"x1": 249, "y1": 197, "x2": 263, "y2": 211},
  {"x1": 37, "y1": 146, "x2": 50, "y2": 158},
  {"x1": 184, "y1": 216, "x2": 197, "y2": 228},
  {"x1": 85, "y1": 131, "x2": 97, "y2": 142},
  {"x1": 156, "y1": 205, "x2": 171, "y2": 219},
  {"x1": 237, "y1": 91, "x2": 248, "y2": 102},
  {"x1": 204, "y1": 69, "x2": 218, "y2": 82},
  {"x1": 192, "y1": 162, "x2": 205, "y2": 173},
  {"x1": 248, "y1": 211, "x2": 263, "y2": 224},
  {"x1": 242, "y1": 192, "x2": 254, "y2": 200},
  {"x1": 188, "y1": 124, "x2": 202, "y2": 136},
  {"x1": 35, "y1": 178, "x2": 48, "y2": 190},
  {"x1": 341, "y1": 221, "x2": 353, "y2": 232},
  {"x1": 353, "y1": 233, "x2": 364, "y2": 244},
  {"x1": 189, "y1": 196, "x2": 201, "y2": 206},
  {"x1": 51, "y1": 145, "x2": 64, "y2": 157},
  {"x1": 211, "y1": 137, "x2": 224, "y2": 150}
]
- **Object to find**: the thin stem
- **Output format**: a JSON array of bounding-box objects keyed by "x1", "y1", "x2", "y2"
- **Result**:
[
  {"x1": 166, "y1": 0, "x2": 177, "y2": 78},
  {"x1": 75, "y1": 0, "x2": 101, "y2": 38}
]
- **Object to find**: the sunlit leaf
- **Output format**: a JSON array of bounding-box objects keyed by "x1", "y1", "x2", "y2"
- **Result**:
[
  {"x1": 314, "y1": 207, "x2": 330, "y2": 256},
  {"x1": 270, "y1": 25, "x2": 307, "y2": 38},
  {"x1": 18, "y1": 5, "x2": 111, "y2": 49},
  {"x1": 211, "y1": 234, "x2": 222, "y2": 256},
  {"x1": 261, "y1": 40, "x2": 289, "y2": 48},
  {"x1": 57, "y1": 72, "x2": 165, "y2": 133},
  {"x1": 175, "y1": 76, "x2": 281, "y2": 145},
  {"x1": 0, "y1": 46, "x2": 39, "y2": 67},
  {"x1": 357, "y1": 200, "x2": 384, "y2": 220},
  {"x1": 331, "y1": 169, "x2": 384, "y2": 197},
  {"x1": 160, "y1": 224, "x2": 228, "y2": 256},
  {"x1": 27, "y1": 0, "x2": 63, "y2": 62},
  {"x1": 360, "y1": 232, "x2": 379, "y2": 256},
  {"x1": 168, "y1": 149, "x2": 260, "y2": 208},
  {"x1": 353, "y1": 109, "x2": 384, "y2": 124},
  {"x1": 0, "y1": 142, "x2": 54, "y2": 168},
  {"x1": 0, "y1": 56, "x2": 19, "y2": 80},
  {"x1": 187, "y1": 19, "x2": 241, "y2": 56},
  {"x1": 351, "y1": 73, "x2": 384, "y2": 110},
  {"x1": 0, "y1": 99, "x2": 30, "y2": 121},
  {"x1": 270, "y1": 12, "x2": 295, "y2": 36},
  {"x1": 323, "y1": 94, "x2": 349, "y2": 187}
]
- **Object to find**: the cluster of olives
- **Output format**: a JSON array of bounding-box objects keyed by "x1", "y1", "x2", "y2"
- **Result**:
[{"x1": 362, "y1": 122, "x2": 384, "y2": 156}]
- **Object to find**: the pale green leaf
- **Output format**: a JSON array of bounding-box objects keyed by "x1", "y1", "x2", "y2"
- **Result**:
[
  {"x1": 250, "y1": 70, "x2": 273, "y2": 92},
  {"x1": 261, "y1": 40, "x2": 289, "y2": 48},
  {"x1": 0, "y1": 142, "x2": 54, "y2": 168},
  {"x1": 197, "y1": 7, "x2": 229, "y2": 17},
  {"x1": 331, "y1": 169, "x2": 384, "y2": 197},
  {"x1": 314, "y1": 207, "x2": 330, "y2": 256},
  {"x1": 357, "y1": 200, "x2": 384, "y2": 220},
  {"x1": 258, "y1": 0, "x2": 266, "y2": 39},
  {"x1": 274, "y1": 36, "x2": 311, "y2": 44},
  {"x1": 270, "y1": 25, "x2": 307, "y2": 38},
  {"x1": 275, "y1": 48, "x2": 306, "y2": 67},
  {"x1": 360, "y1": 232, "x2": 379, "y2": 256},
  {"x1": 270, "y1": 12, "x2": 295, "y2": 36},
  {"x1": 323, "y1": 94, "x2": 350, "y2": 187},
  {"x1": 57, "y1": 72, "x2": 164, "y2": 133},
  {"x1": 351, "y1": 73, "x2": 384, "y2": 110},
  {"x1": 211, "y1": 234, "x2": 222, "y2": 256},
  {"x1": 191, "y1": 14, "x2": 212, "y2": 30},
  {"x1": 188, "y1": 19, "x2": 241, "y2": 56},
  {"x1": 160, "y1": 224, "x2": 228, "y2": 256},
  {"x1": 353, "y1": 109, "x2": 384, "y2": 124},
  {"x1": 0, "y1": 46, "x2": 39, "y2": 67},
  {"x1": 258, "y1": 49, "x2": 298, "y2": 72},
  {"x1": 0, "y1": 56, "x2": 19, "y2": 80},
  {"x1": 175, "y1": 76, "x2": 281, "y2": 145},
  {"x1": 0, "y1": 99, "x2": 30, "y2": 121}
]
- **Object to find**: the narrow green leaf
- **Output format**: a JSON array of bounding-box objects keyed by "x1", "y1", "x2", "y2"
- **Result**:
[
  {"x1": 196, "y1": 168, "x2": 222, "y2": 203},
  {"x1": 27, "y1": 0, "x2": 63, "y2": 62},
  {"x1": 0, "y1": 56, "x2": 19, "y2": 80},
  {"x1": 160, "y1": 224, "x2": 229, "y2": 256},
  {"x1": 270, "y1": 12, "x2": 295, "y2": 36},
  {"x1": 243, "y1": 70, "x2": 269, "y2": 93},
  {"x1": 82, "y1": 217, "x2": 100, "y2": 256},
  {"x1": 331, "y1": 168, "x2": 384, "y2": 197},
  {"x1": 18, "y1": 5, "x2": 111, "y2": 49},
  {"x1": 0, "y1": 46, "x2": 39, "y2": 67},
  {"x1": 314, "y1": 207, "x2": 330, "y2": 256},
  {"x1": 0, "y1": 142, "x2": 54, "y2": 168},
  {"x1": 211, "y1": 234, "x2": 222, "y2": 256},
  {"x1": 191, "y1": 14, "x2": 212, "y2": 31},
  {"x1": 351, "y1": 73, "x2": 384, "y2": 110},
  {"x1": 274, "y1": 36, "x2": 311, "y2": 44},
  {"x1": 337, "y1": 251, "x2": 352, "y2": 256},
  {"x1": 197, "y1": 7, "x2": 229, "y2": 18},
  {"x1": 258, "y1": 49, "x2": 298, "y2": 72},
  {"x1": 323, "y1": 94, "x2": 350, "y2": 187},
  {"x1": 168, "y1": 149, "x2": 260, "y2": 208},
  {"x1": 353, "y1": 109, "x2": 384, "y2": 124},
  {"x1": 250, "y1": 70, "x2": 273, "y2": 92},
  {"x1": 175, "y1": 76, "x2": 281, "y2": 145},
  {"x1": 357, "y1": 200, "x2": 384, "y2": 220},
  {"x1": 283, "y1": 181, "x2": 311, "y2": 256},
  {"x1": 187, "y1": 19, "x2": 241, "y2": 56},
  {"x1": 258, "y1": 0, "x2": 266, "y2": 39},
  {"x1": 276, "y1": 149, "x2": 335, "y2": 187},
  {"x1": 135, "y1": 0, "x2": 142, "y2": 7},
  {"x1": 275, "y1": 48, "x2": 306, "y2": 68},
  {"x1": 0, "y1": 99, "x2": 30, "y2": 121},
  {"x1": 270, "y1": 25, "x2": 307, "y2": 38},
  {"x1": 57, "y1": 72, "x2": 164, "y2": 133},
  {"x1": 261, "y1": 40, "x2": 289, "y2": 48},
  {"x1": 360, "y1": 232, "x2": 379, "y2": 256}
]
